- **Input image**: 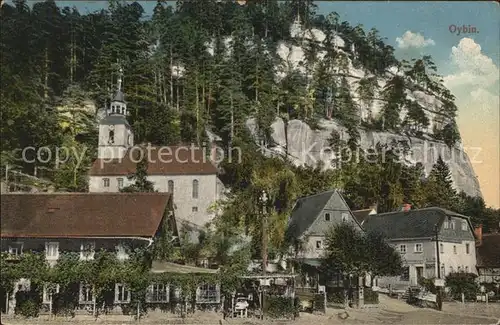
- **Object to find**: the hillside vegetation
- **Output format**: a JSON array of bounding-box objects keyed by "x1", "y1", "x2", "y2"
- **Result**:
[{"x1": 1, "y1": 0, "x2": 498, "y2": 257}]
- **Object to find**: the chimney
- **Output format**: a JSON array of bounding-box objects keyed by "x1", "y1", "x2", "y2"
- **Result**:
[
  {"x1": 400, "y1": 203, "x2": 411, "y2": 212},
  {"x1": 474, "y1": 224, "x2": 483, "y2": 246}
]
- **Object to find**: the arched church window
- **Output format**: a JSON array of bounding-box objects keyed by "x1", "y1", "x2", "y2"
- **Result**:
[
  {"x1": 109, "y1": 130, "x2": 114, "y2": 144},
  {"x1": 192, "y1": 179, "x2": 199, "y2": 198}
]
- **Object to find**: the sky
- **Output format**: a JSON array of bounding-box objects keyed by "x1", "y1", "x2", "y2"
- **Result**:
[{"x1": 7, "y1": 1, "x2": 500, "y2": 207}]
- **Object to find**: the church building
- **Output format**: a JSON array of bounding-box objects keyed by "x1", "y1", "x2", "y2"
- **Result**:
[{"x1": 88, "y1": 69, "x2": 224, "y2": 227}]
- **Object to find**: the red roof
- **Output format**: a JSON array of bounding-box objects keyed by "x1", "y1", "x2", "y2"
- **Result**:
[
  {"x1": 89, "y1": 145, "x2": 218, "y2": 176},
  {"x1": 0, "y1": 193, "x2": 172, "y2": 238}
]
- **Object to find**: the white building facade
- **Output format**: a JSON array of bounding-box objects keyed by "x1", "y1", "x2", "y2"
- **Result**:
[
  {"x1": 88, "y1": 72, "x2": 223, "y2": 227},
  {"x1": 364, "y1": 207, "x2": 477, "y2": 291}
]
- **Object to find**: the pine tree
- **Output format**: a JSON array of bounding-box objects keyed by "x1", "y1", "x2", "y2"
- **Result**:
[
  {"x1": 120, "y1": 157, "x2": 156, "y2": 192},
  {"x1": 424, "y1": 155, "x2": 457, "y2": 209}
]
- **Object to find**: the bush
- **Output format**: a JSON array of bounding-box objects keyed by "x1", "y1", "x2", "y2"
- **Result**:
[
  {"x1": 14, "y1": 291, "x2": 41, "y2": 317},
  {"x1": 445, "y1": 273, "x2": 478, "y2": 301},
  {"x1": 327, "y1": 287, "x2": 344, "y2": 304},
  {"x1": 364, "y1": 287, "x2": 379, "y2": 304},
  {"x1": 419, "y1": 277, "x2": 437, "y2": 294},
  {"x1": 313, "y1": 293, "x2": 325, "y2": 312},
  {"x1": 263, "y1": 295, "x2": 299, "y2": 319}
]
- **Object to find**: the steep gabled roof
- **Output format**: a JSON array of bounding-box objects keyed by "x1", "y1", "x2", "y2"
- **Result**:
[
  {"x1": 352, "y1": 209, "x2": 374, "y2": 225},
  {"x1": 363, "y1": 207, "x2": 470, "y2": 239},
  {"x1": 476, "y1": 233, "x2": 500, "y2": 268},
  {"x1": 286, "y1": 190, "x2": 336, "y2": 238},
  {"x1": 1, "y1": 193, "x2": 172, "y2": 238},
  {"x1": 90, "y1": 145, "x2": 218, "y2": 176}
]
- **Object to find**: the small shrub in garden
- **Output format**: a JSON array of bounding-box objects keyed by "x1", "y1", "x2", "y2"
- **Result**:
[{"x1": 445, "y1": 272, "x2": 479, "y2": 301}]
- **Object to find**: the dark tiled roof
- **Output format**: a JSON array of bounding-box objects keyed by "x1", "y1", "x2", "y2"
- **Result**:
[
  {"x1": 476, "y1": 233, "x2": 500, "y2": 268},
  {"x1": 363, "y1": 207, "x2": 468, "y2": 239},
  {"x1": 1, "y1": 193, "x2": 171, "y2": 238},
  {"x1": 113, "y1": 90, "x2": 125, "y2": 102},
  {"x1": 352, "y1": 209, "x2": 373, "y2": 225},
  {"x1": 286, "y1": 190, "x2": 336, "y2": 238},
  {"x1": 100, "y1": 115, "x2": 130, "y2": 126},
  {"x1": 90, "y1": 145, "x2": 218, "y2": 176}
]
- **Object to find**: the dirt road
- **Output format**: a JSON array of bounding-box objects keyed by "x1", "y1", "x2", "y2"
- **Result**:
[{"x1": 2, "y1": 295, "x2": 499, "y2": 325}]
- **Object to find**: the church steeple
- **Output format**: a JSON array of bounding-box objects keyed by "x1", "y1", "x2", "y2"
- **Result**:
[
  {"x1": 98, "y1": 66, "x2": 134, "y2": 160},
  {"x1": 108, "y1": 67, "x2": 127, "y2": 116}
]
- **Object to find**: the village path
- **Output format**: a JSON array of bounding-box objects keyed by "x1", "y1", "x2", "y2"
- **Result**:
[
  {"x1": 1, "y1": 296, "x2": 499, "y2": 325},
  {"x1": 287, "y1": 294, "x2": 500, "y2": 325}
]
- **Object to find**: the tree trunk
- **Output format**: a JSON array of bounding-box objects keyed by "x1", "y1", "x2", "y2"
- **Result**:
[
  {"x1": 170, "y1": 45, "x2": 174, "y2": 109},
  {"x1": 230, "y1": 92, "x2": 234, "y2": 144},
  {"x1": 44, "y1": 46, "x2": 49, "y2": 99},
  {"x1": 262, "y1": 205, "x2": 268, "y2": 275},
  {"x1": 196, "y1": 74, "x2": 200, "y2": 144}
]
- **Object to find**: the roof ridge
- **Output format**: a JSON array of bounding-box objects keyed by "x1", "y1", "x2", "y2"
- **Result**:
[{"x1": 299, "y1": 189, "x2": 337, "y2": 200}]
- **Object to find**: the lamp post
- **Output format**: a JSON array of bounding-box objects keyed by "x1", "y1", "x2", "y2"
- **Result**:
[
  {"x1": 434, "y1": 224, "x2": 443, "y2": 311},
  {"x1": 261, "y1": 190, "x2": 268, "y2": 275}
]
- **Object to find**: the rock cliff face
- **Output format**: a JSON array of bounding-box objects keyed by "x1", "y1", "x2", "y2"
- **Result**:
[{"x1": 247, "y1": 117, "x2": 482, "y2": 198}]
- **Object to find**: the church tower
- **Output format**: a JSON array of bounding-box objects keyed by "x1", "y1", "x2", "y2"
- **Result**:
[{"x1": 97, "y1": 67, "x2": 134, "y2": 160}]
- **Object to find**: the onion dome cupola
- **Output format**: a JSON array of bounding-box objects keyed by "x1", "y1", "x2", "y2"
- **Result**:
[{"x1": 108, "y1": 67, "x2": 127, "y2": 117}]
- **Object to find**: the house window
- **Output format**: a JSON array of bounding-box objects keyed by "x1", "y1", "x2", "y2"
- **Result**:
[
  {"x1": 115, "y1": 283, "x2": 130, "y2": 303},
  {"x1": 103, "y1": 178, "x2": 110, "y2": 187},
  {"x1": 79, "y1": 283, "x2": 93, "y2": 303},
  {"x1": 324, "y1": 213, "x2": 331, "y2": 221},
  {"x1": 439, "y1": 243, "x2": 444, "y2": 253},
  {"x1": 443, "y1": 220, "x2": 449, "y2": 229},
  {"x1": 80, "y1": 242, "x2": 95, "y2": 260},
  {"x1": 117, "y1": 178, "x2": 124, "y2": 189},
  {"x1": 192, "y1": 179, "x2": 199, "y2": 198},
  {"x1": 168, "y1": 180, "x2": 174, "y2": 194},
  {"x1": 414, "y1": 243, "x2": 423, "y2": 253},
  {"x1": 399, "y1": 244, "x2": 407, "y2": 253},
  {"x1": 453, "y1": 245, "x2": 457, "y2": 254},
  {"x1": 465, "y1": 243, "x2": 470, "y2": 254},
  {"x1": 116, "y1": 244, "x2": 129, "y2": 260},
  {"x1": 43, "y1": 284, "x2": 60, "y2": 304},
  {"x1": 458, "y1": 266, "x2": 462, "y2": 272},
  {"x1": 341, "y1": 213, "x2": 348, "y2": 222},
  {"x1": 192, "y1": 206, "x2": 198, "y2": 212},
  {"x1": 440, "y1": 264, "x2": 445, "y2": 277},
  {"x1": 147, "y1": 283, "x2": 169, "y2": 303},
  {"x1": 465, "y1": 266, "x2": 469, "y2": 273},
  {"x1": 316, "y1": 241, "x2": 322, "y2": 249},
  {"x1": 450, "y1": 221, "x2": 455, "y2": 230},
  {"x1": 449, "y1": 266, "x2": 454, "y2": 274},
  {"x1": 8, "y1": 242, "x2": 23, "y2": 256},
  {"x1": 462, "y1": 220, "x2": 467, "y2": 231},
  {"x1": 196, "y1": 284, "x2": 219, "y2": 303},
  {"x1": 45, "y1": 242, "x2": 59, "y2": 259}
]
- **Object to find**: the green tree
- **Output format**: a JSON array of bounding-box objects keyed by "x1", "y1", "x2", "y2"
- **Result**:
[
  {"x1": 423, "y1": 155, "x2": 457, "y2": 210},
  {"x1": 120, "y1": 156, "x2": 156, "y2": 192}
]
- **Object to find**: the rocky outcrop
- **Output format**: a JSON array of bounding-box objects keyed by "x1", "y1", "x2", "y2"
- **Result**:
[{"x1": 247, "y1": 117, "x2": 482, "y2": 198}]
